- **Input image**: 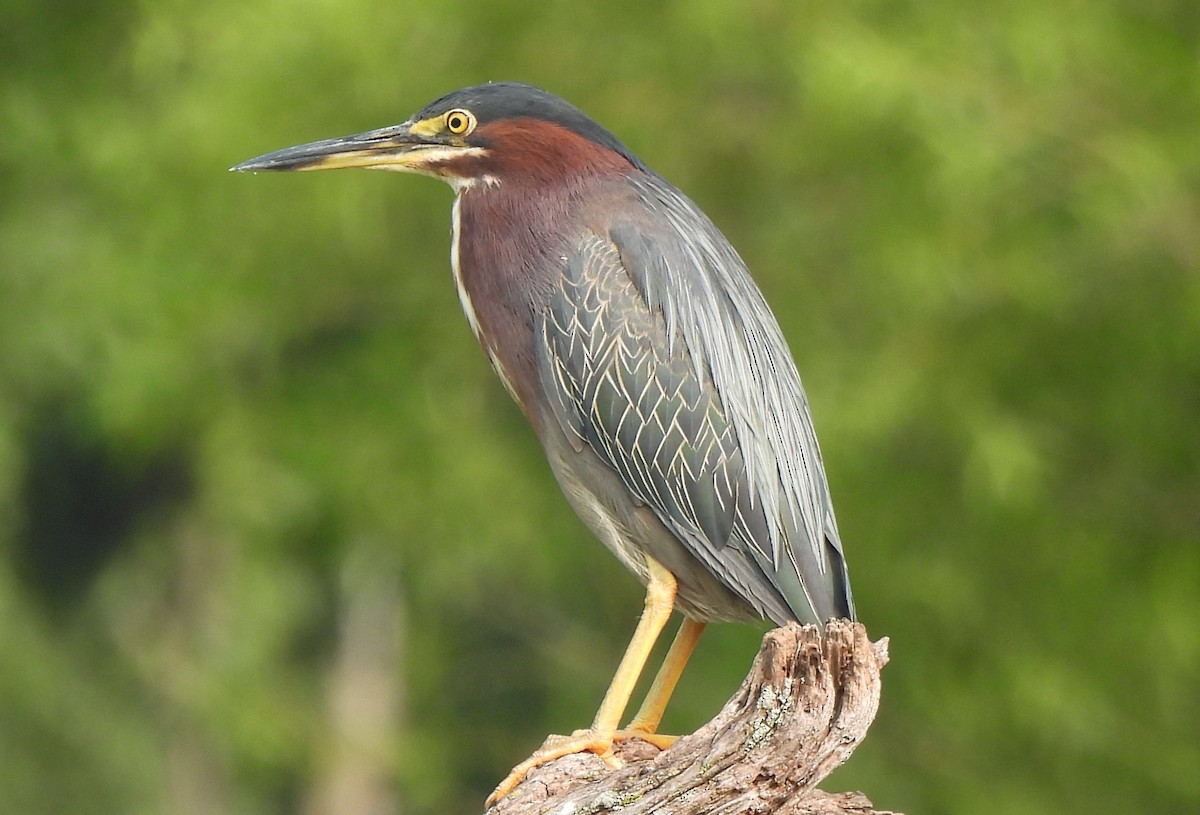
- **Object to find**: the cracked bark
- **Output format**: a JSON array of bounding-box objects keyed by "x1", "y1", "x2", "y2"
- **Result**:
[{"x1": 484, "y1": 619, "x2": 897, "y2": 815}]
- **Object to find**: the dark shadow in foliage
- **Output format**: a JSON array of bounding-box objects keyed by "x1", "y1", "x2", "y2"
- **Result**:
[{"x1": 15, "y1": 395, "x2": 194, "y2": 614}]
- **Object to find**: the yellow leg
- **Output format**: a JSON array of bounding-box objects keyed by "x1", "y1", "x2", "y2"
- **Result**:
[
  {"x1": 624, "y1": 617, "x2": 707, "y2": 743},
  {"x1": 486, "y1": 558, "x2": 678, "y2": 805},
  {"x1": 589, "y1": 558, "x2": 678, "y2": 731}
]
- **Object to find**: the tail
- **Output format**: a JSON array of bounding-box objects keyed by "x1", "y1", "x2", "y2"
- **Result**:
[{"x1": 825, "y1": 532, "x2": 856, "y2": 622}]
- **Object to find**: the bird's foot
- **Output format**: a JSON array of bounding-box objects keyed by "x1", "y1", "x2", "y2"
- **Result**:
[
  {"x1": 485, "y1": 727, "x2": 676, "y2": 806},
  {"x1": 486, "y1": 729, "x2": 618, "y2": 806},
  {"x1": 620, "y1": 727, "x2": 677, "y2": 750}
]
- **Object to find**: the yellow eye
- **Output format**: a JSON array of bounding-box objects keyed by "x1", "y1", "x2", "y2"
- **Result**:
[{"x1": 444, "y1": 108, "x2": 476, "y2": 136}]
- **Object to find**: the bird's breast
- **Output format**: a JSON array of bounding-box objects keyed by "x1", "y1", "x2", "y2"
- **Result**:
[
  {"x1": 450, "y1": 195, "x2": 485, "y2": 343},
  {"x1": 449, "y1": 189, "x2": 552, "y2": 421}
]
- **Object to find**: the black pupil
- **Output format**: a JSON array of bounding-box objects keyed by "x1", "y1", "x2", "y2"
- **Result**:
[{"x1": 450, "y1": 114, "x2": 464, "y2": 131}]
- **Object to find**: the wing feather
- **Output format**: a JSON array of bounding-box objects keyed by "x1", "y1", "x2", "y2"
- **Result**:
[{"x1": 535, "y1": 178, "x2": 854, "y2": 625}]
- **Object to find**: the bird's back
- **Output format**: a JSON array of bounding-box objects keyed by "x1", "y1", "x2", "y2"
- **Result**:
[{"x1": 533, "y1": 172, "x2": 854, "y2": 627}]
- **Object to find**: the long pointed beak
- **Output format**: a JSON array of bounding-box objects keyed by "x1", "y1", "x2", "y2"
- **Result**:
[{"x1": 230, "y1": 122, "x2": 457, "y2": 173}]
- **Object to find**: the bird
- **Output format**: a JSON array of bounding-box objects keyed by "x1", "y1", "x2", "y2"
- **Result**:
[{"x1": 232, "y1": 81, "x2": 854, "y2": 804}]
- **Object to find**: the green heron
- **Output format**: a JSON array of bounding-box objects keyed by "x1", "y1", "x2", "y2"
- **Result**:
[{"x1": 233, "y1": 82, "x2": 854, "y2": 803}]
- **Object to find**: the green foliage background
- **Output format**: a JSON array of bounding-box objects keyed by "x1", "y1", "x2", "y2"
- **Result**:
[{"x1": 2, "y1": 2, "x2": 1197, "y2": 813}]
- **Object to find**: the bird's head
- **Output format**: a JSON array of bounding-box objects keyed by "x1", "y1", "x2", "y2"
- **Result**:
[{"x1": 231, "y1": 82, "x2": 646, "y2": 190}]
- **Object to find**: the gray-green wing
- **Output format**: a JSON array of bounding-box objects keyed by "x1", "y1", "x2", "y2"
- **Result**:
[{"x1": 535, "y1": 186, "x2": 853, "y2": 626}]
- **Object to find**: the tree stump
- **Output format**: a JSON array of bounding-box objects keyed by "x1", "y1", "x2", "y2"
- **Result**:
[{"x1": 485, "y1": 619, "x2": 896, "y2": 815}]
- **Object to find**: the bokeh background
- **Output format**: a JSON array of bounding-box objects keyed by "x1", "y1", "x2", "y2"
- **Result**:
[{"x1": 2, "y1": 2, "x2": 1197, "y2": 813}]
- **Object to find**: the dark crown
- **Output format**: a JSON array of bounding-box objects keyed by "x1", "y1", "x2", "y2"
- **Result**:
[{"x1": 414, "y1": 82, "x2": 646, "y2": 170}]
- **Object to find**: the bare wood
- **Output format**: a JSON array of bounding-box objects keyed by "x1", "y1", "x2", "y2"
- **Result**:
[{"x1": 484, "y1": 619, "x2": 897, "y2": 815}]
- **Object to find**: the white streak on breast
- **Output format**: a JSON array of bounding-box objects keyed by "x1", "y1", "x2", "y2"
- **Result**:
[
  {"x1": 450, "y1": 193, "x2": 483, "y2": 341},
  {"x1": 450, "y1": 191, "x2": 522, "y2": 406}
]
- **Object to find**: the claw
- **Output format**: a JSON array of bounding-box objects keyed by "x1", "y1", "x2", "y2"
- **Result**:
[
  {"x1": 485, "y1": 728, "x2": 677, "y2": 806},
  {"x1": 486, "y1": 730, "x2": 617, "y2": 806}
]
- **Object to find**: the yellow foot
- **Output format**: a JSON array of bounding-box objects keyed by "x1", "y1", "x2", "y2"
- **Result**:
[
  {"x1": 620, "y1": 728, "x2": 678, "y2": 750},
  {"x1": 486, "y1": 729, "x2": 618, "y2": 806},
  {"x1": 485, "y1": 728, "x2": 678, "y2": 806}
]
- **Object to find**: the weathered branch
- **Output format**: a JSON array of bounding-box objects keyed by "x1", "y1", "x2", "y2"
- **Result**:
[{"x1": 485, "y1": 619, "x2": 896, "y2": 815}]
